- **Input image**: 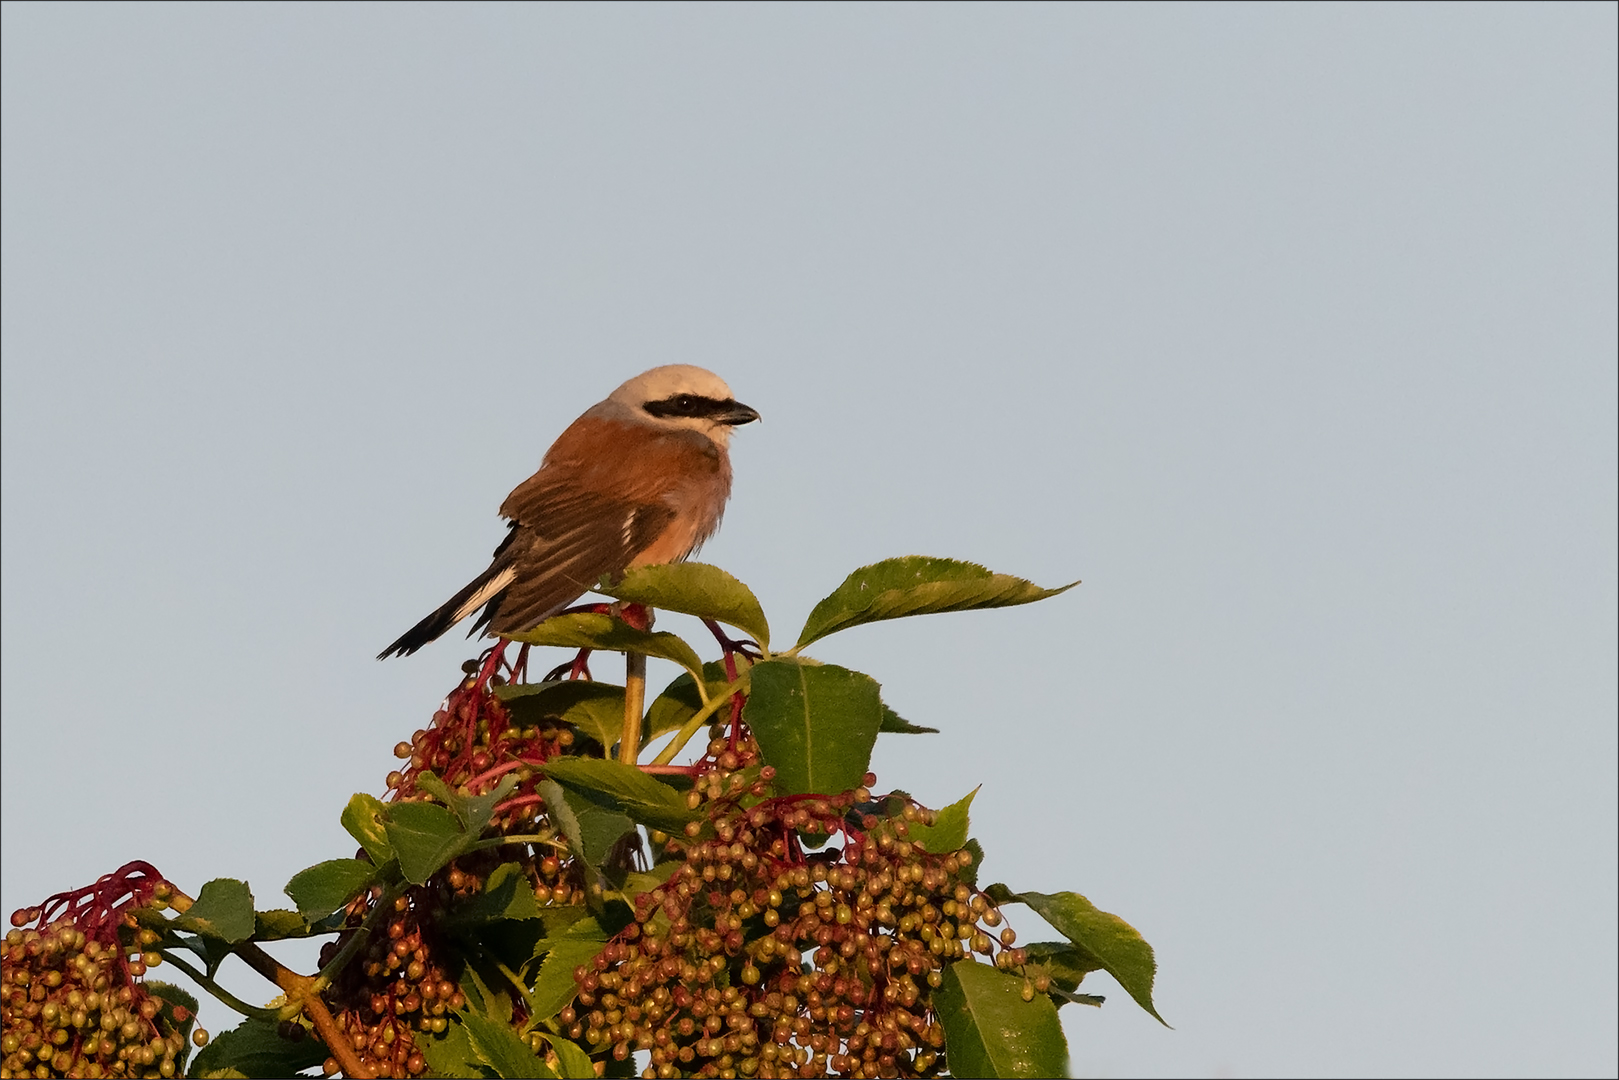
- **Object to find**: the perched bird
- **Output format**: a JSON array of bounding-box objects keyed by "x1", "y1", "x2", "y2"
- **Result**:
[{"x1": 379, "y1": 365, "x2": 760, "y2": 659}]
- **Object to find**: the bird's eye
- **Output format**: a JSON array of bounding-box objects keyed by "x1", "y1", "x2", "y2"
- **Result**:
[{"x1": 643, "y1": 393, "x2": 712, "y2": 419}]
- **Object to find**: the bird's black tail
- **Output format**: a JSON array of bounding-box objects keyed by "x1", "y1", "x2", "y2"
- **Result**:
[{"x1": 377, "y1": 563, "x2": 510, "y2": 659}]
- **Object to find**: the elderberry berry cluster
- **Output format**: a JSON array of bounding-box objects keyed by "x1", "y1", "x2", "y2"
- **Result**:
[
  {"x1": 1, "y1": 884, "x2": 192, "y2": 1080},
  {"x1": 570, "y1": 740, "x2": 1023, "y2": 1080},
  {"x1": 316, "y1": 888, "x2": 459, "y2": 1079}
]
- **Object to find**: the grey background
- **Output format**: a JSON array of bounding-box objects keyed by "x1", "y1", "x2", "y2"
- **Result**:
[{"x1": 3, "y1": 3, "x2": 1614, "y2": 1077}]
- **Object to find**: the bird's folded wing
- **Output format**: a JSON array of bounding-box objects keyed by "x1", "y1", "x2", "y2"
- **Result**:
[
  {"x1": 476, "y1": 488, "x2": 676, "y2": 637},
  {"x1": 484, "y1": 418, "x2": 722, "y2": 635},
  {"x1": 500, "y1": 417, "x2": 723, "y2": 520}
]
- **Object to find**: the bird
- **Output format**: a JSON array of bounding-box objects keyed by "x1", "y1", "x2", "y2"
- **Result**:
[{"x1": 379, "y1": 365, "x2": 760, "y2": 659}]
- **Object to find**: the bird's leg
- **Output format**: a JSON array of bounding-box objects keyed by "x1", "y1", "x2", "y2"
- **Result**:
[
  {"x1": 705, "y1": 619, "x2": 743, "y2": 684},
  {"x1": 533, "y1": 604, "x2": 617, "y2": 681},
  {"x1": 556, "y1": 602, "x2": 615, "y2": 618},
  {"x1": 702, "y1": 618, "x2": 762, "y2": 664},
  {"x1": 541, "y1": 650, "x2": 594, "y2": 682},
  {"x1": 616, "y1": 602, "x2": 653, "y2": 631},
  {"x1": 512, "y1": 644, "x2": 530, "y2": 684},
  {"x1": 618, "y1": 603, "x2": 652, "y2": 765}
]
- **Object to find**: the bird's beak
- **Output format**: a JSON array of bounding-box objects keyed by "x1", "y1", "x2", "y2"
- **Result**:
[{"x1": 719, "y1": 400, "x2": 762, "y2": 426}]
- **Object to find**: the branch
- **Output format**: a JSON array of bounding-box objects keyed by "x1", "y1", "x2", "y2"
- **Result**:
[
  {"x1": 152, "y1": 951, "x2": 280, "y2": 1022},
  {"x1": 234, "y1": 941, "x2": 376, "y2": 1080}
]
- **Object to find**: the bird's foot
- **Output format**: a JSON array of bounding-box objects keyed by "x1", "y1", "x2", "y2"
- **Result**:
[
  {"x1": 552, "y1": 601, "x2": 651, "y2": 631},
  {"x1": 616, "y1": 602, "x2": 653, "y2": 631},
  {"x1": 697, "y1": 620, "x2": 760, "y2": 751},
  {"x1": 702, "y1": 615, "x2": 764, "y2": 667},
  {"x1": 542, "y1": 648, "x2": 594, "y2": 682}
]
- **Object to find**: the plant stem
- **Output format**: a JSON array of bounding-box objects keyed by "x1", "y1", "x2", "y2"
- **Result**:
[
  {"x1": 152, "y1": 950, "x2": 280, "y2": 1022},
  {"x1": 649, "y1": 675, "x2": 748, "y2": 766},
  {"x1": 470, "y1": 941, "x2": 534, "y2": 1016},
  {"x1": 621, "y1": 651, "x2": 646, "y2": 765},
  {"x1": 310, "y1": 884, "x2": 404, "y2": 994},
  {"x1": 233, "y1": 940, "x2": 376, "y2": 1079},
  {"x1": 468, "y1": 833, "x2": 566, "y2": 852}
]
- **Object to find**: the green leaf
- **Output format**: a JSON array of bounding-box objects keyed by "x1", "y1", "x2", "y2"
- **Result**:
[
  {"x1": 466, "y1": 943, "x2": 539, "y2": 1028},
  {"x1": 148, "y1": 981, "x2": 199, "y2": 1075},
  {"x1": 148, "y1": 980, "x2": 199, "y2": 1032},
  {"x1": 509, "y1": 612, "x2": 704, "y2": 681},
  {"x1": 565, "y1": 915, "x2": 614, "y2": 941},
  {"x1": 527, "y1": 938, "x2": 604, "y2": 1022},
  {"x1": 456, "y1": 963, "x2": 503, "y2": 1024},
  {"x1": 479, "y1": 863, "x2": 541, "y2": 923},
  {"x1": 384, "y1": 800, "x2": 470, "y2": 885},
  {"x1": 548, "y1": 1036, "x2": 596, "y2": 1079},
  {"x1": 418, "y1": 1019, "x2": 489, "y2": 1079},
  {"x1": 537, "y1": 777, "x2": 584, "y2": 865},
  {"x1": 538, "y1": 904, "x2": 594, "y2": 940},
  {"x1": 1022, "y1": 941, "x2": 1106, "y2": 1007},
  {"x1": 744, "y1": 659, "x2": 883, "y2": 796},
  {"x1": 187, "y1": 1016, "x2": 328, "y2": 1078},
  {"x1": 544, "y1": 757, "x2": 698, "y2": 834},
  {"x1": 283, "y1": 860, "x2": 374, "y2": 919},
  {"x1": 416, "y1": 772, "x2": 519, "y2": 837},
  {"x1": 595, "y1": 562, "x2": 770, "y2": 650},
  {"x1": 537, "y1": 779, "x2": 634, "y2": 884},
  {"x1": 459, "y1": 1009, "x2": 558, "y2": 1078},
  {"x1": 796, "y1": 556, "x2": 1077, "y2": 648},
  {"x1": 498, "y1": 680, "x2": 627, "y2": 752},
  {"x1": 445, "y1": 862, "x2": 542, "y2": 930},
  {"x1": 995, "y1": 888, "x2": 1167, "y2": 1026},
  {"x1": 172, "y1": 879, "x2": 255, "y2": 944},
  {"x1": 575, "y1": 807, "x2": 635, "y2": 877},
  {"x1": 251, "y1": 909, "x2": 314, "y2": 941},
  {"x1": 935, "y1": 960, "x2": 1069, "y2": 1079},
  {"x1": 1021, "y1": 941, "x2": 1099, "y2": 991},
  {"x1": 879, "y1": 703, "x2": 938, "y2": 735},
  {"x1": 644, "y1": 663, "x2": 736, "y2": 746},
  {"x1": 620, "y1": 859, "x2": 681, "y2": 904},
  {"x1": 910, "y1": 787, "x2": 978, "y2": 855},
  {"x1": 340, "y1": 793, "x2": 394, "y2": 866},
  {"x1": 961, "y1": 839, "x2": 985, "y2": 886},
  {"x1": 167, "y1": 927, "x2": 234, "y2": 976}
]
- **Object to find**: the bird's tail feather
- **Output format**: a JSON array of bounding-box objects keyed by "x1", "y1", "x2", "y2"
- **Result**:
[{"x1": 377, "y1": 563, "x2": 515, "y2": 659}]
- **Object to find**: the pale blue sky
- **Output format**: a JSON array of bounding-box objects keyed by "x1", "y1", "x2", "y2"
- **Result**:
[{"x1": 3, "y1": 4, "x2": 1615, "y2": 1077}]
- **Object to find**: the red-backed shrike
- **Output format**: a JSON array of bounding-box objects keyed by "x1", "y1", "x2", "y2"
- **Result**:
[{"x1": 379, "y1": 365, "x2": 759, "y2": 659}]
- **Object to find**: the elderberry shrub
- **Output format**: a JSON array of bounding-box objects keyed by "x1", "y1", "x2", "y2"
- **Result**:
[
  {"x1": 570, "y1": 740, "x2": 1022, "y2": 1080},
  {"x1": 3, "y1": 560, "x2": 1161, "y2": 1080}
]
